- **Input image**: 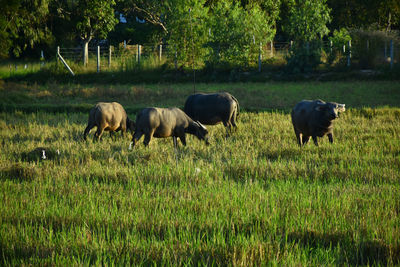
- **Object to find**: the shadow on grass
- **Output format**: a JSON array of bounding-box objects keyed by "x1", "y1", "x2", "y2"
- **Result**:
[
  {"x1": 287, "y1": 230, "x2": 400, "y2": 265},
  {"x1": 0, "y1": 163, "x2": 40, "y2": 182}
]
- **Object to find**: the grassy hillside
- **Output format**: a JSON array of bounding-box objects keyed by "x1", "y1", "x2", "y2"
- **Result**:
[{"x1": 1, "y1": 107, "x2": 399, "y2": 265}]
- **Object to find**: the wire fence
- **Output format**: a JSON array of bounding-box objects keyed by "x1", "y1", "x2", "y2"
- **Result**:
[{"x1": 4, "y1": 40, "x2": 399, "y2": 75}]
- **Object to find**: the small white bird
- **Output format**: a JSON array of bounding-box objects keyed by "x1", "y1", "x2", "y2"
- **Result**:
[
  {"x1": 128, "y1": 142, "x2": 133, "y2": 150},
  {"x1": 56, "y1": 149, "x2": 60, "y2": 155},
  {"x1": 195, "y1": 168, "x2": 201, "y2": 175},
  {"x1": 41, "y1": 150, "x2": 46, "y2": 160}
]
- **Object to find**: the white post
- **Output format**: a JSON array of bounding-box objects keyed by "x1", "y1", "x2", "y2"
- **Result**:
[
  {"x1": 57, "y1": 46, "x2": 60, "y2": 66},
  {"x1": 57, "y1": 49, "x2": 75, "y2": 76},
  {"x1": 174, "y1": 45, "x2": 178, "y2": 70},
  {"x1": 270, "y1": 41, "x2": 273, "y2": 57},
  {"x1": 137, "y1": 45, "x2": 141, "y2": 64},
  {"x1": 258, "y1": 42, "x2": 262, "y2": 72},
  {"x1": 159, "y1": 44, "x2": 162, "y2": 61},
  {"x1": 97, "y1": 46, "x2": 100, "y2": 73},
  {"x1": 347, "y1": 40, "x2": 351, "y2": 67}
]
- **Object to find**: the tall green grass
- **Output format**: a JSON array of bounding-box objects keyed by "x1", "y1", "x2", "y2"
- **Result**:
[{"x1": 1, "y1": 108, "x2": 399, "y2": 265}]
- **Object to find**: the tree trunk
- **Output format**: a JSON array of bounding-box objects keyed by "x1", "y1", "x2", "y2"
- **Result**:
[{"x1": 83, "y1": 39, "x2": 90, "y2": 67}]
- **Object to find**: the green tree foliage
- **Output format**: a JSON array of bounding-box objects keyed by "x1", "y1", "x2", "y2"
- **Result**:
[
  {"x1": 0, "y1": 0, "x2": 51, "y2": 58},
  {"x1": 284, "y1": 0, "x2": 331, "y2": 73},
  {"x1": 207, "y1": 0, "x2": 278, "y2": 68},
  {"x1": 73, "y1": 0, "x2": 118, "y2": 65},
  {"x1": 166, "y1": 0, "x2": 209, "y2": 68},
  {"x1": 284, "y1": 0, "x2": 331, "y2": 42}
]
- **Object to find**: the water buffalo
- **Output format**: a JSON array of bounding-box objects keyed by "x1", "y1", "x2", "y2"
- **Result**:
[
  {"x1": 183, "y1": 92, "x2": 239, "y2": 135},
  {"x1": 291, "y1": 99, "x2": 345, "y2": 146},
  {"x1": 83, "y1": 102, "x2": 135, "y2": 141},
  {"x1": 131, "y1": 107, "x2": 209, "y2": 148}
]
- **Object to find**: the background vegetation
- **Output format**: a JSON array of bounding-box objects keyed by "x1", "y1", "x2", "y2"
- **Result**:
[{"x1": 1, "y1": 0, "x2": 399, "y2": 73}]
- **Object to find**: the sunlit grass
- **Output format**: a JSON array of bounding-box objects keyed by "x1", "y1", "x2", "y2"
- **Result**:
[{"x1": 1, "y1": 108, "x2": 399, "y2": 265}]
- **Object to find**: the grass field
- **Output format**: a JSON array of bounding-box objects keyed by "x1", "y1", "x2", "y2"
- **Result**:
[{"x1": 1, "y1": 80, "x2": 400, "y2": 265}]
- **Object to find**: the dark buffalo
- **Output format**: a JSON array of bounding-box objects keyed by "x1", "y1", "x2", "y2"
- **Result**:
[
  {"x1": 184, "y1": 92, "x2": 239, "y2": 134},
  {"x1": 83, "y1": 102, "x2": 135, "y2": 141},
  {"x1": 291, "y1": 99, "x2": 345, "y2": 146},
  {"x1": 131, "y1": 107, "x2": 209, "y2": 148}
]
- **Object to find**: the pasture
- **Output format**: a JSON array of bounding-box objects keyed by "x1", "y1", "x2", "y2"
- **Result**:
[{"x1": 1, "y1": 81, "x2": 400, "y2": 265}]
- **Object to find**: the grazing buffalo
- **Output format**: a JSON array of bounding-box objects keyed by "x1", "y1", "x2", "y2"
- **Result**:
[
  {"x1": 291, "y1": 99, "x2": 345, "y2": 146},
  {"x1": 184, "y1": 92, "x2": 239, "y2": 135},
  {"x1": 83, "y1": 102, "x2": 135, "y2": 141},
  {"x1": 131, "y1": 107, "x2": 209, "y2": 148}
]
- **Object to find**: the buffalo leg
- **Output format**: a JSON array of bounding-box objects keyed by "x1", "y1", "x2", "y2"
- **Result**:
[
  {"x1": 327, "y1": 133, "x2": 334, "y2": 143},
  {"x1": 179, "y1": 134, "x2": 186, "y2": 146},
  {"x1": 83, "y1": 123, "x2": 95, "y2": 140},
  {"x1": 132, "y1": 131, "x2": 144, "y2": 147},
  {"x1": 143, "y1": 130, "x2": 154, "y2": 147},
  {"x1": 312, "y1": 135, "x2": 319, "y2": 146},
  {"x1": 294, "y1": 129, "x2": 302, "y2": 146},
  {"x1": 302, "y1": 136, "x2": 310, "y2": 146},
  {"x1": 94, "y1": 127, "x2": 104, "y2": 141}
]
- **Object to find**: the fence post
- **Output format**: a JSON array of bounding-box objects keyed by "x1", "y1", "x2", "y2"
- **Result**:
[
  {"x1": 57, "y1": 46, "x2": 60, "y2": 66},
  {"x1": 159, "y1": 44, "x2": 162, "y2": 61},
  {"x1": 174, "y1": 45, "x2": 178, "y2": 70},
  {"x1": 108, "y1": 46, "x2": 112, "y2": 68},
  {"x1": 97, "y1": 46, "x2": 100, "y2": 73},
  {"x1": 270, "y1": 41, "x2": 273, "y2": 57},
  {"x1": 40, "y1": 50, "x2": 45, "y2": 68},
  {"x1": 390, "y1": 40, "x2": 394, "y2": 69},
  {"x1": 258, "y1": 42, "x2": 262, "y2": 72},
  {"x1": 137, "y1": 45, "x2": 141, "y2": 65},
  {"x1": 347, "y1": 40, "x2": 351, "y2": 67}
]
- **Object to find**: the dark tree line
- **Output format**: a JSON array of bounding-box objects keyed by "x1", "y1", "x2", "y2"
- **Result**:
[{"x1": 1, "y1": 0, "x2": 399, "y2": 60}]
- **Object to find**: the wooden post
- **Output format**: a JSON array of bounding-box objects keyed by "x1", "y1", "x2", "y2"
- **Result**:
[
  {"x1": 258, "y1": 42, "x2": 262, "y2": 72},
  {"x1": 270, "y1": 41, "x2": 273, "y2": 57},
  {"x1": 108, "y1": 46, "x2": 112, "y2": 68},
  {"x1": 159, "y1": 44, "x2": 162, "y2": 61},
  {"x1": 57, "y1": 46, "x2": 60, "y2": 66},
  {"x1": 97, "y1": 46, "x2": 100, "y2": 73},
  {"x1": 390, "y1": 40, "x2": 394, "y2": 69},
  {"x1": 137, "y1": 45, "x2": 141, "y2": 65},
  {"x1": 330, "y1": 40, "x2": 333, "y2": 53},
  {"x1": 347, "y1": 40, "x2": 351, "y2": 67},
  {"x1": 174, "y1": 45, "x2": 178, "y2": 70}
]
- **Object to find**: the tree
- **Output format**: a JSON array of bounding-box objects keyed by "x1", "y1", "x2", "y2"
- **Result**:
[
  {"x1": 66, "y1": 0, "x2": 118, "y2": 66},
  {"x1": 284, "y1": 0, "x2": 331, "y2": 42},
  {"x1": 0, "y1": 0, "x2": 51, "y2": 58},
  {"x1": 327, "y1": 0, "x2": 400, "y2": 32},
  {"x1": 207, "y1": 0, "x2": 278, "y2": 68},
  {"x1": 283, "y1": 0, "x2": 331, "y2": 73}
]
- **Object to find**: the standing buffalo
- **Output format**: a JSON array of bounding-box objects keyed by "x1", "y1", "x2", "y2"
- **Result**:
[
  {"x1": 184, "y1": 92, "x2": 239, "y2": 135},
  {"x1": 83, "y1": 102, "x2": 135, "y2": 141},
  {"x1": 131, "y1": 107, "x2": 209, "y2": 148},
  {"x1": 291, "y1": 99, "x2": 345, "y2": 146}
]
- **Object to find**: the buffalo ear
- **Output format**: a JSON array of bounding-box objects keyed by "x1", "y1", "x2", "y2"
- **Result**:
[{"x1": 315, "y1": 105, "x2": 323, "y2": 111}]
